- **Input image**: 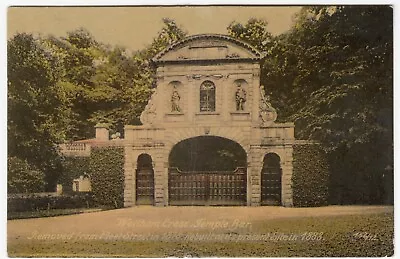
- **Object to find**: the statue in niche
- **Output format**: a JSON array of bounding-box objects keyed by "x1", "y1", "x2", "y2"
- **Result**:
[
  {"x1": 171, "y1": 89, "x2": 181, "y2": 112},
  {"x1": 259, "y1": 85, "x2": 277, "y2": 123},
  {"x1": 235, "y1": 84, "x2": 247, "y2": 111}
]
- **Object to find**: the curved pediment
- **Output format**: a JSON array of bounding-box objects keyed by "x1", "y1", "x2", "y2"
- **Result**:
[{"x1": 152, "y1": 34, "x2": 262, "y2": 64}]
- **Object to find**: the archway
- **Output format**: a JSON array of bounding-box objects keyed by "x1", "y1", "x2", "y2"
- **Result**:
[
  {"x1": 136, "y1": 153, "x2": 154, "y2": 205},
  {"x1": 168, "y1": 136, "x2": 247, "y2": 205},
  {"x1": 261, "y1": 153, "x2": 282, "y2": 205}
]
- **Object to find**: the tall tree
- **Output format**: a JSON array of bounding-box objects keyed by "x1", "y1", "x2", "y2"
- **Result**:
[
  {"x1": 8, "y1": 33, "x2": 69, "y2": 190},
  {"x1": 228, "y1": 6, "x2": 393, "y2": 204},
  {"x1": 227, "y1": 18, "x2": 274, "y2": 52}
]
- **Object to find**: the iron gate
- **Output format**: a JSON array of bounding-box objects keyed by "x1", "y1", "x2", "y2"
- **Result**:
[
  {"x1": 136, "y1": 168, "x2": 154, "y2": 205},
  {"x1": 168, "y1": 167, "x2": 246, "y2": 205},
  {"x1": 261, "y1": 165, "x2": 282, "y2": 205}
]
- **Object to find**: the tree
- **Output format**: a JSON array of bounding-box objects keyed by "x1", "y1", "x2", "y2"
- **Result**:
[
  {"x1": 41, "y1": 20, "x2": 187, "y2": 140},
  {"x1": 228, "y1": 7, "x2": 393, "y2": 204},
  {"x1": 8, "y1": 33, "x2": 69, "y2": 191},
  {"x1": 8, "y1": 157, "x2": 45, "y2": 193},
  {"x1": 279, "y1": 6, "x2": 393, "y2": 204},
  {"x1": 227, "y1": 18, "x2": 274, "y2": 52}
]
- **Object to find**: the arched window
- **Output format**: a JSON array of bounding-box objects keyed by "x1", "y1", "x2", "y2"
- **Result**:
[{"x1": 200, "y1": 81, "x2": 216, "y2": 112}]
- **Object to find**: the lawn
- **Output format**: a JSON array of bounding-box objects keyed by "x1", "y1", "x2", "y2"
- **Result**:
[{"x1": 8, "y1": 211, "x2": 393, "y2": 257}]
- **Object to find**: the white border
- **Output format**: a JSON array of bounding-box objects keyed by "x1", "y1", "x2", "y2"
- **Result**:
[{"x1": 1, "y1": 2, "x2": 397, "y2": 259}]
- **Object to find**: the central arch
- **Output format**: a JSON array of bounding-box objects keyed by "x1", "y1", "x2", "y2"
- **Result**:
[{"x1": 168, "y1": 136, "x2": 247, "y2": 205}]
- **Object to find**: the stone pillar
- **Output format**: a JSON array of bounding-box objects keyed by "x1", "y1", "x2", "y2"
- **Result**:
[
  {"x1": 281, "y1": 146, "x2": 294, "y2": 207},
  {"x1": 248, "y1": 148, "x2": 262, "y2": 206},
  {"x1": 95, "y1": 123, "x2": 109, "y2": 141},
  {"x1": 251, "y1": 67, "x2": 261, "y2": 124},
  {"x1": 187, "y1": 78, "x2": 195, "y2": 122},
  {"x1": 164, "y1": 162, "x2": 169, "y2": 206},
  {"x1": 246, "y1": 166, "x2": 252, "y2": 206},
  {"x1": 153, "y1": 149, "x2": 167, "y2": 206},
  {"x1": 123, "y1": 146, "x2": 135, "y2": 207}
]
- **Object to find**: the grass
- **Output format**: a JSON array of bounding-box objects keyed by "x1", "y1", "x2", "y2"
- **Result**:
[
  {"x1": 8, "y1": 211, "x2": 393, "y2": 257},
  {"x1": 7, "y1": 207, "x2": 112, "y2": 220}
]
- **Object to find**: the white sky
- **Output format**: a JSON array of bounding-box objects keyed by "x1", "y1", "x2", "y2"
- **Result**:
[{"x1": 7, "y1": 6, "x2": 302, "y2": 52}]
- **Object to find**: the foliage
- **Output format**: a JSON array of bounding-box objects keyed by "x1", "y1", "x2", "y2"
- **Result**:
[
  {"x1": 292, "y1": 144, "x2": 329, "y2": 207},
  {"x1": 89, "y1": 147, "x2": 124, "y2": 208},
  {"x1": 228, "y1": 6, "x2": 393, "y2": 204},
  {"x1": 7, "y1": 33, "x2": 68, "y2": 190},
  {"x1": 7, "y1": 192, "x2": 95, "y2": 213},
  {"x1": 142, "y1": 18, "x2": 187, "y2": 59},
  {"x1": 7, "y1": 156, "x2": 46, "y2": 194},
  {"x1": 286, "y1": 6, "x2": 393, "y2": 205},
  {"x1": 8, "y1": 19, "x2": 186, "y2": 190},
  {"x1": 227, "y1": 18, "x2": 274, "y2": 52},
  {"x1": 59, "y1": 156, "x2": 90, "y2": 192}
]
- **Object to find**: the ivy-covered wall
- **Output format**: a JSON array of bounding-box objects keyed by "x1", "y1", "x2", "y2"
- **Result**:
[
  {"x1": 60, "y1": 156, "x2": 90, "y2": 192},
  {"x1": 292, "y1": 144, "x2": 329, "y2": 207},
  {"x1": 89, "y1": 147, "x2": 125, "y2": 208}
]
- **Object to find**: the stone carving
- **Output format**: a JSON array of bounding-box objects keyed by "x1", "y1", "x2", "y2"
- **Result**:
[
  {"x1": 140, "y1": 89, "x2": 158, "y2": 125},
  {"x1": 235, "y1": 85, "x2": 247, "y2": 111},
  {"x1": 191, "y1": 74, "x2": 224, "y2": 80},
  {"x1": 177, "y1": 55, "x2": 188, "y2": 60},
  {"x1": 171, "y1": 89, "x2": 181, "y2": 112},
  {"x1": 226, "y1": 53, "x2": 240, "y2": 58},
  {"x1": 259, "y1": 85, "x2": 277, "y2": 124}
]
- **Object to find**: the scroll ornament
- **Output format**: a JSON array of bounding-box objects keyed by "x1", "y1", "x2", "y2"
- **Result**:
[
  {"x1": 259, "y1": 85, "x2": 277, "y2": 124},
  {"x1": 140, "y1": 89, "x2": 158, "y2": 125}
]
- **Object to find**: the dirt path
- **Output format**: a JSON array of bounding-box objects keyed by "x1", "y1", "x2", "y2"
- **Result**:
[{"x1": 8, "y1": 205, "x2": 393, "y2": 241}]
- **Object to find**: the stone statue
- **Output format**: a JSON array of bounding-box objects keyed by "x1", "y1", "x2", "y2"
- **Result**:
[
  {"x1": 171, "y1": 89, "x2": 181, "y2": 112},
  {"x1": 259, "y1": 85, "x2": 277, "y2": 124},
  {"x1": 235, "y1": 85, "x2": 247, "y2": 111}
]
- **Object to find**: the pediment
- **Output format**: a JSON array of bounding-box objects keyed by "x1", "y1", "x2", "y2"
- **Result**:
[{"x1": 152, "y1": 34, "x2": 262, "y2": 63}]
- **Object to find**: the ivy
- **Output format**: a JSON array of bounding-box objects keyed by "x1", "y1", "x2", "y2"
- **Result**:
[
  {"x1": 60, "y1": 156, "x2": 90, "y2": 192},
  {"x1": 292, "y1": 144, "x2": 329, "y2": 207},
  {"x1": 89, "y1": 147, "x2": 124, "y2": 208}
]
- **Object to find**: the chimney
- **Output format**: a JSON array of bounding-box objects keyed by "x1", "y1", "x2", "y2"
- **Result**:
[{"x1": 95, "y1": 123, "x2": 110, "y2": 141}]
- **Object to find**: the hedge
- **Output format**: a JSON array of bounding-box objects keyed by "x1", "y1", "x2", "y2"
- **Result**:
[
  {"x1": 60, "y1": 156, "x2": 90, "y2": 192},
  {"x1": 7, "y1": 192, "x2": 94, "y2": 213},
  {"x1": 292, "y1": 144, "x2": 329, "y2": 207},
  {"x1": 89, "y1": 147, "x2": 124, "y2": 208}
]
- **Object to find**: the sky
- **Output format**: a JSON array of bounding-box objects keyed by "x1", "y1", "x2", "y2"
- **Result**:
[{"x1": 7, "y1": 6, "x2": 302, "y2": 52}]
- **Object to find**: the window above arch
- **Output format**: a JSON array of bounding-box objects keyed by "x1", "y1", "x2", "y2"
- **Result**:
[{"x1": 200, "y1": 81, "x2": 216, "y2": 112}]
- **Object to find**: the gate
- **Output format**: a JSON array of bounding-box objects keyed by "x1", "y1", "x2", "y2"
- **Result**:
[
  {"x1": 261, "y1": 153, "x2": 282, "y2": 205},
  {"x1": 168, "y1": 167, "x2": 246, "y2": 205},
  {"x1": 136, "y1": 154, "x2": 154, "y2": 205}
]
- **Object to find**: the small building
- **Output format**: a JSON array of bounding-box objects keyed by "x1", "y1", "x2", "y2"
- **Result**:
[
  {"x1": 61, "y1": 34, "x2": 297, "y2": 207},
  {"x1": 72, "y1": 176, "x2": 92, "y2": 192}
]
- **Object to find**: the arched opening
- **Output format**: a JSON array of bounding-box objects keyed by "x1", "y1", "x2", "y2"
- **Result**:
[
  {"x1": 169, "y1": 136, "x2": 246, "y2": 171},
  {"x1": 261, "y1": 153, "x2": 282, "y2": 205},
  {"x1": 168, "y1": 136, "x2": 247, "y2": 205},
  {"x1": 136, "y1": 153, "x2": 154, "y2": 205}
]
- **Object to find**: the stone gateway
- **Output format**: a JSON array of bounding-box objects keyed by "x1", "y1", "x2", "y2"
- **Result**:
[{"x1": 61, "y1": 34, "x2": 297, "y2": 207}]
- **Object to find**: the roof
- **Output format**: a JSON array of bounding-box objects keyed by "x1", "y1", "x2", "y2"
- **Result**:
[{"x1": 152, "y1": 34, "x2": 263, "y2": 64}]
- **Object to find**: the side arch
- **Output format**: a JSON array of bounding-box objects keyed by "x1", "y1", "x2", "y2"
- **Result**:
[
  {"x1": 136, "y1": 153, "x2": 155, "y2": 205},
  {"x1": 261, "y1": 152, "x2": 282, "y2": 205}
]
